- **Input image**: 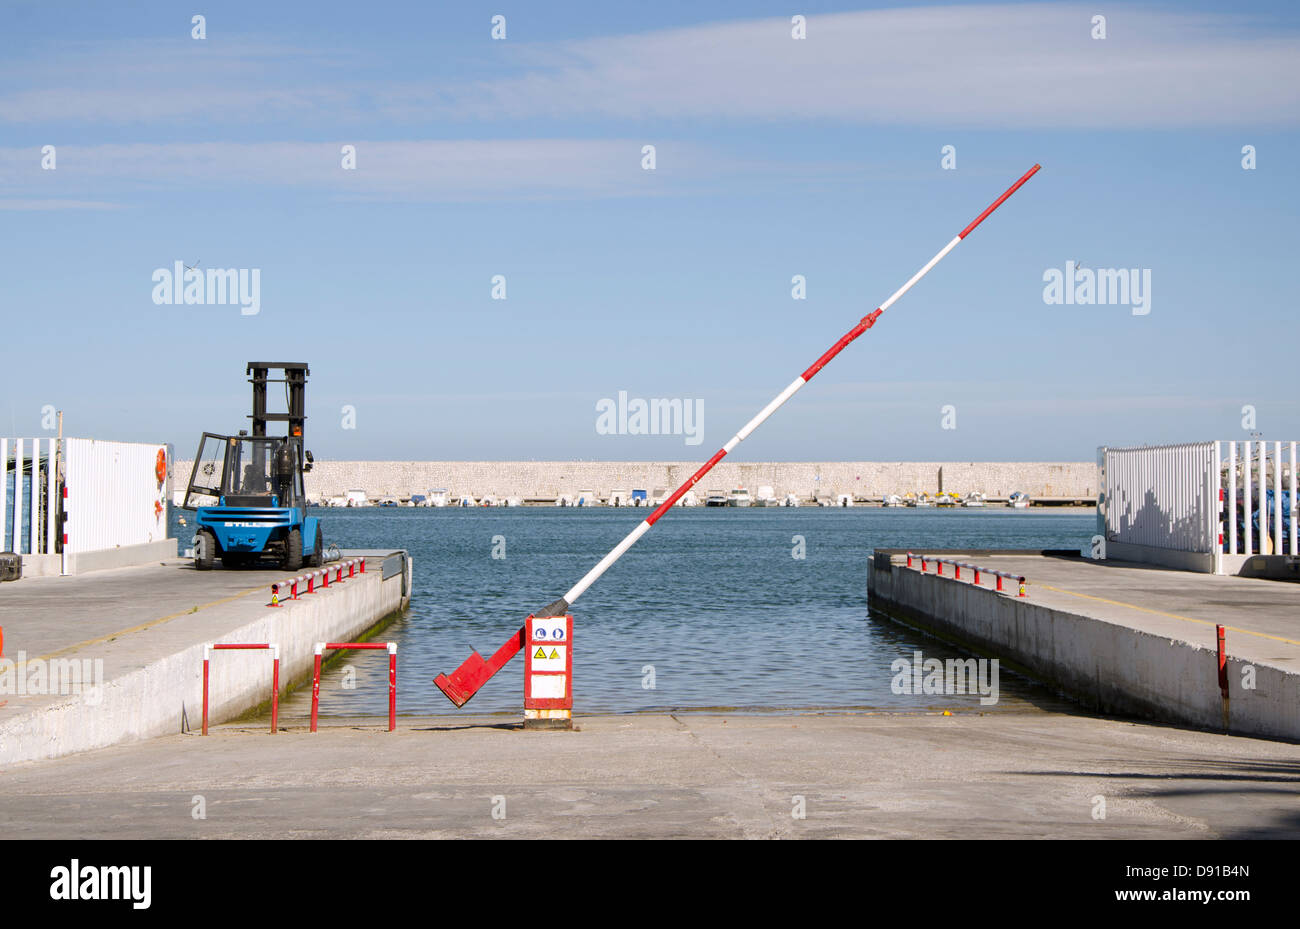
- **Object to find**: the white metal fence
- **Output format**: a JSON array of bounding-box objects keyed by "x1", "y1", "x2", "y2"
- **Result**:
[
  {"x1": 1100, "y1": 440, "x2": 1298, "y2": 573},
  {"x1": 1221, "y1": 439, "x2": 1298, "y2": 558},
  {"x1": 1, "y1": 437, "x2": 58, "y2": 555},
  {"x1": 2, "y1": 437, "x2": 171, "y2": 562},
  {"x1": 63, "y1": 438, "x2": 170, "y2": 554}
]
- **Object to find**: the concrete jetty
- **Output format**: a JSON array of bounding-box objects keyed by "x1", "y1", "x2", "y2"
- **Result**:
[
  {"x1": 868, "y1": 550, "x2": 1300, "y2": 741},
  {"x1": 0, "y1": 551, "x2": 410, "y2": 765}
]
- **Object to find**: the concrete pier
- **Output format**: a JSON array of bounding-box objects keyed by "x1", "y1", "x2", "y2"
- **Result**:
[
  {"x1": 868, "y1": 550, "x2": 1300, "y2": 741},
  {"x1": 0, "y1": 551, "x2": 410, "y2": 765}
]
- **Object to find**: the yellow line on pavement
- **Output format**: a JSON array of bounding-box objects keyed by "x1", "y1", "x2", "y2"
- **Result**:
[
  {"x1": 1039, "y1": 584, "x2": 1300, "y2": 647},
  {"x1": 24, "y1": 585, "x2": 268, "y2": 664}
]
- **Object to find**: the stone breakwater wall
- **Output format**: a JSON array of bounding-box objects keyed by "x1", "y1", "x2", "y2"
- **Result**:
[{"x1": 175, "y1": 460, "x2": 1095, "y2": 501}]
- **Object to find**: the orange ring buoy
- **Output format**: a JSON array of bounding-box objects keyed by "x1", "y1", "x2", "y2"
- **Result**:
[{"x1": 155, "y1": 448, "x2": 167, "y2": 485}]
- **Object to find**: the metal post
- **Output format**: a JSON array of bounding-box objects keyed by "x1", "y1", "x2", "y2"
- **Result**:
[
  {"x1": 1244, "y1": 441, "x2": 1252, "y2": 554},
  {"x1": 201, "y1": 646, "x2": 210, "y2": 736},
  {"x1": 388, "y1": 643, "x2": 397, "y2": 732},
  {"x1": 310, "y1": 644, "x2": 323, "y2": 733},
  {"x1": 1273, "y1": 441, "x2": 1283, "y2": 556},
  {"x1": 1228, "y1": 440, "x2": 1237, "y2": 555},
  {"x1": 271, "y1": 647, "x2": 280, "y2": 735}
]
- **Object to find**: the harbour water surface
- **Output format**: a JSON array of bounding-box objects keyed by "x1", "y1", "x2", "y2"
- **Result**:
[{"x1": 251, "y1": 507, "x2": 1095, "y2": 718}]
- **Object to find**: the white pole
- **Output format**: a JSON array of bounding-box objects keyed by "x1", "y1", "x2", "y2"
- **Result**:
[
  {"x1": 12, "y1": 438, "x2": 24, "y2": 554},
  {"x1": 0, "y1": 438, "x2": 6, "y2": 553},
  {"x1": 29, "y1": 438, "x2": 38, "y2": 556},
  {"x1": 46, "y1": 437, "x2": 56, "y2": 555},
  {"x1": 1290, "y1": 441, "x2": 1297, "y2": 557},
  {"x1": 1228, "y1": 440, "x2": 1237, "y2": 555},
  {"x1": 1243, "y1": 440, "x2": 1252, "y2": 554},
  {"x1": 1258, "y1": 441, "x2": 1268, "y2": 554},
  {"x1": 1273, "y1": 441, "x2": 1283, "y2": 557}
]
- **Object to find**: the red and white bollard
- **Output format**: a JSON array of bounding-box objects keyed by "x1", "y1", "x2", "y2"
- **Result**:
[{"x1": 524, "y1": 614, "x2": 573, "y2": 730}]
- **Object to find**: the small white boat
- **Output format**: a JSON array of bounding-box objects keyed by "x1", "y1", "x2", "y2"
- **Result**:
[
  {"x1": 1008, "y1": 491, "x2": 1031, "y2": 508},
  {"x1": 782, "y1": 493, "x2": 801, "y2": 507},
  {"x1": 911, "y1": 494, "x2": 933, "y2": 508},
  {"x1": 705, "y1": 490, "x2": 728, "y2": 507},
  {"x1": 753, "y1": 485, "x2": 779, "y2": 507},
  {"x1": 457, "y1": 495, "x2": 476, "y2": 507},
  {"x1": 726, "y1": 488, "x2": 753, "y2": 507},
  {"x1": 503, "y1": 496, "x2": 522, "y2": 507},
  {"x1": 576, "y1": 490, "x2": 601, "y2": 507},
  {"x1": 429, "y1": 489, "x2": 450, "y2": 507},
  {"x1": 836, "y1": 493, "x2": 854, "y2": 508},
  {"x1": 882, "y1": 493, "x2": 904, "y2": 507},
  {"x1": 963, "y1": 492, "x2": 986, "y2": 508},
  {"x1": 556, "y1": 494, "x2": 575, "y2": 507}
]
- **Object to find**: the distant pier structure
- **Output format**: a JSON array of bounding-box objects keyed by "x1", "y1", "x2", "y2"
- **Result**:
[{"x1": 173, "y1": 459, "x2": 1096, "y2": 507}]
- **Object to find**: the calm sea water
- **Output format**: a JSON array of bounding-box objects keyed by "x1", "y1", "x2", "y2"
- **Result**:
[{"x1": 253, "y1": 506, "x2": 1094, "y2": 719}]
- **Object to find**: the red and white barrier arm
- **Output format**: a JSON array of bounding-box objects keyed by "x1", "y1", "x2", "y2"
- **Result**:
[{"x1": 534, "y1": 165, "x2": 1042, "y2": 617}]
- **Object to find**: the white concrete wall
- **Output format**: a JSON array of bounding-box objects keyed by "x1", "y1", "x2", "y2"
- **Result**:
[
  {"x1": 869, "y1": 556, "x2": 1300, "y2": 741},
  {"x1": 178, "y1": 460, "x2": 1096, "y2": 501}
]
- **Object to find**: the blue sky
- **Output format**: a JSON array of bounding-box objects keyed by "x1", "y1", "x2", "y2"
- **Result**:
[{"x1": 2, "y1": 1, "x2": 1297, "y2": 461}]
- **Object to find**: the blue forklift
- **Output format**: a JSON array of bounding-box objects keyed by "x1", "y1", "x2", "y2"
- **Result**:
[{"x1": 182, "y1": 362, "x2": 323, "y2": 571}]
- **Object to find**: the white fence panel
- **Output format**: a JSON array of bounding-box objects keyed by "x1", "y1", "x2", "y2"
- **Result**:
[
  {"x1": 1101, "y1": 442, "x2": 1217, "y2": 554},
  {"x1": 63, "y1": 438, "x2": 169, "y2": 554},
  {"x1": 1, "y1": 437, "x2": 57, "y2": 555}
]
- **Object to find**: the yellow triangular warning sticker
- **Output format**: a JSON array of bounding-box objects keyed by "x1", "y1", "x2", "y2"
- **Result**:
[
  {"x1": 549, "y1": 648, "x2": 560, "y2": 660},
  {"x1": 534, "y1": 647, "x2": 547, "y2": 659}
]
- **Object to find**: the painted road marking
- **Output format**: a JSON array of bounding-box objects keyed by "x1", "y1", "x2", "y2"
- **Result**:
[
  {"x1": 18, "y1": 584, "x2": 270, "y2": 666},
  {"x1": 1039, "y1": 583, "x2": 1300, "y2": 648}
]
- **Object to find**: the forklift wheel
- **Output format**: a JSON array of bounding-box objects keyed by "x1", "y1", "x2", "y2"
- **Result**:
[
  {"x1": 306, "y1": 525, "x2": 324, "y2": 568},
  {"x1": 195, "y1": 531, "x2": 217, "y2": 571},
  {"x1": 282, "y1": 527, "x2": 304, "y2": 572}
]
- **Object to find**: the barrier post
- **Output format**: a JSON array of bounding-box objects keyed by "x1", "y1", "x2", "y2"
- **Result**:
[
  {"x1": 1017, "y1": 577, "x2": 1027, "y2": 598},
  {"x1": 271, "y1": 645, "x2": 280, "y2": 734},
  {"x1": 202, "y1": 643, "x2": 278, "y2": 736},
  {"x1": 201, "y1": 645, "x2": 210, "y2": 735},
  {"x1": 973, "y1": 567, "x2": 981, "y2": 585},
  {"x1": 268, "y1": 583, "x2": 281, "y2": 608},
  {"x1": 906, "y1": 552, "x2": 913, "y2": 568},
  {"x1": 349, "y1": 560, "x2": 356, "y2": 579},
  {"x1": 360, "y1": 557, "x2": 366, "y2": 574},
  {"x1": 921, "y1": 556, "x2": 927, "y2": 572},
  {"x1": 311, "y1": 642, "x2": 397, "y2": 732},
  {"x1": 996, "y1": 574, "x2": 1004, "y2": 592},
  {"x1": 1217, "y1": 625, "x2": 1229, "y2": 730},
  {"x1": 524, "y1": 613, "x2": 573, "y2": 730},
  {"x1": 937, "y1": 561, "x2": 944, "y2": 576},
  {"x1": 310, "y1": 644, "x2": 323, "y2": 732},
  {"x1": 388, "y1": 643, "x2": 397, "y2": 732},
  {"x1": 322, "y1": 567, "x2": 330, "y2": 588},
  {"x1": 954, "y1": 563, "x2": 961, "y2": 580}
]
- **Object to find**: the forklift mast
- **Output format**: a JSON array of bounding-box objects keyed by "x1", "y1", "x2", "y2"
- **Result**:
[{"x1": 248, "y1": 362, "x2": 309, "y2": 440}]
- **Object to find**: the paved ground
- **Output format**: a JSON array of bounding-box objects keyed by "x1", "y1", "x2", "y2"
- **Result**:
[
  {"x1": 898, "y1": 554, "x2": 1300, "y2": 672},
  {"x1": 1, "y1": 711, "x2": 1296, "y2": 839}
]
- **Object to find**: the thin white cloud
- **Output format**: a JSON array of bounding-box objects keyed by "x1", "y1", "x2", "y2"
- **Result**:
[
  {"x1": 1, "y1": 5, "x2": 1295, "y2": 129},
  {"x1": 0, "y1": 198, "x2": 120, "y2": 210},
  {"x1": 0, "y1": 140, "x2": 720, "y2": 201},
  {"x1": 447, "y1": 4, "x2": 1299, "y2": 128}
]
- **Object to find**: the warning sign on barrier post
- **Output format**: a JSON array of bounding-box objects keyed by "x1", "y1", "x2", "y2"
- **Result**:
[{"x1": 524, "y1": 614, "x2": 572, "y2": 730}]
